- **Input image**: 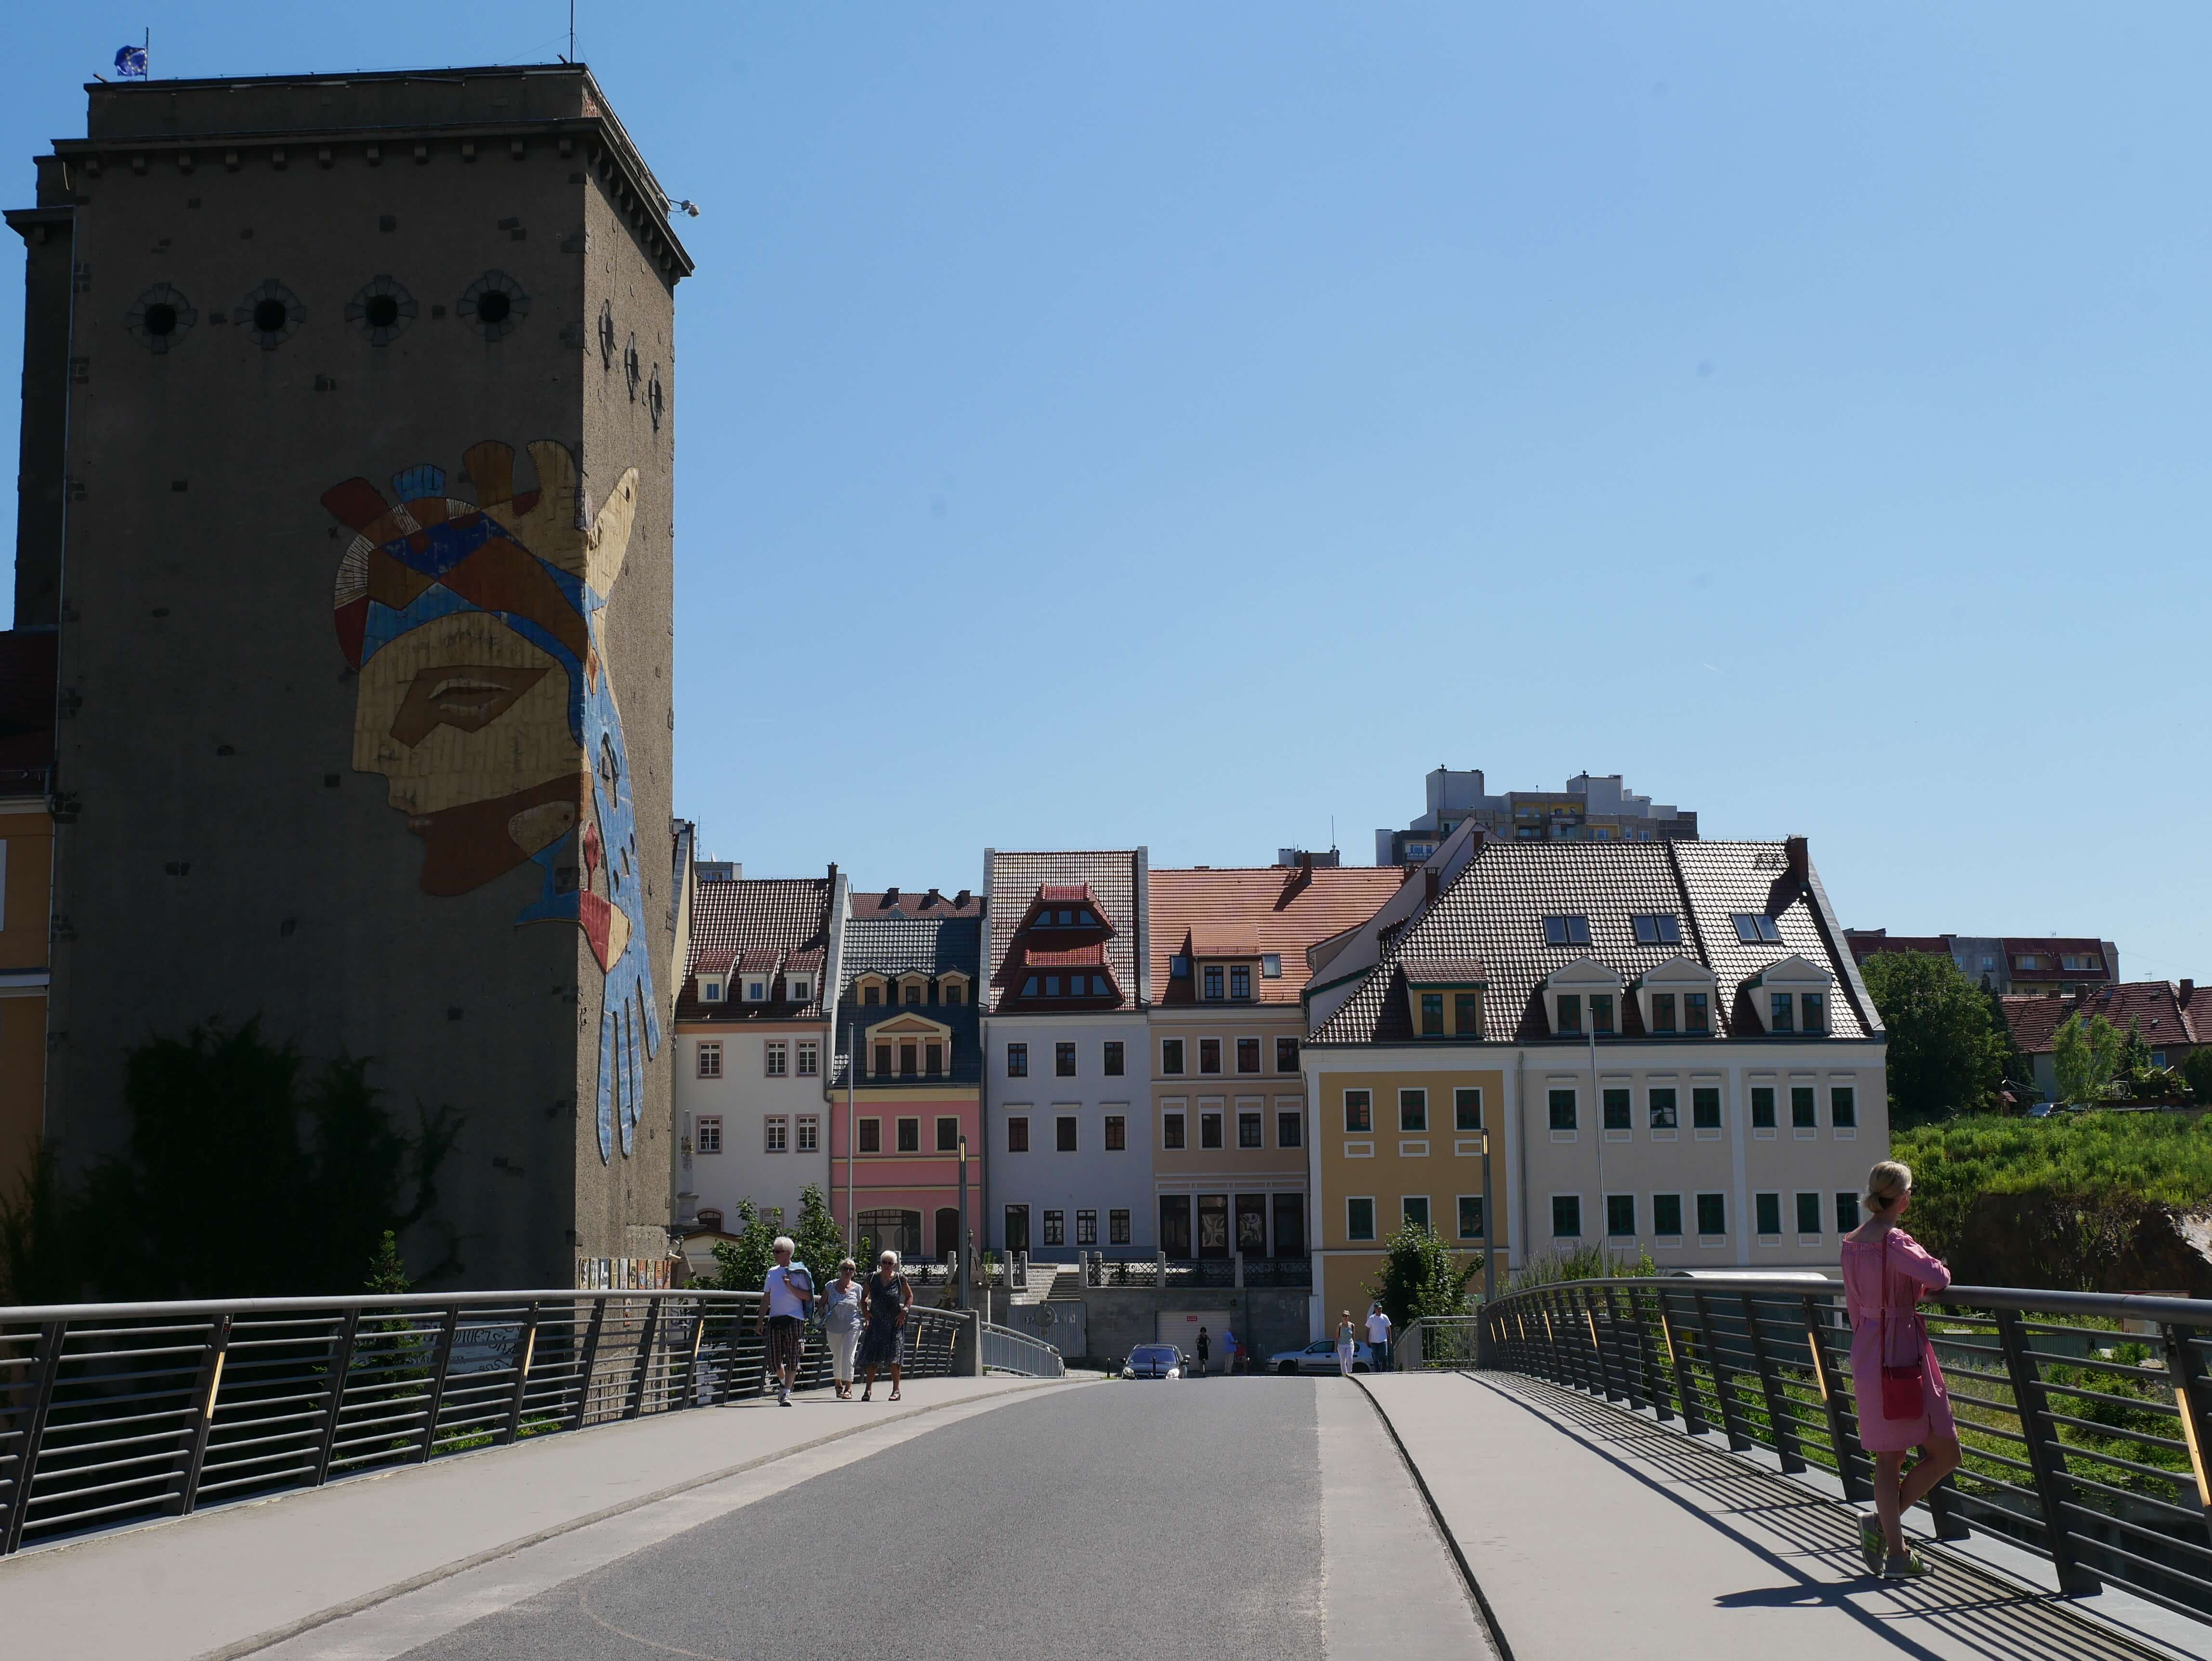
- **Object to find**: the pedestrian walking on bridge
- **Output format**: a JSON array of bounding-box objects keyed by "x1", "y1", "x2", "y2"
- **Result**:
[
  {"x1": 1843, "y1": 1160, "x2": 1961, "y2": 1580},
  {"x1": 759, "y1": 1237, "x2": 814, "y2": 1407},
  {"x1": 1195, "y1": 1325, "x2": 1211, "y2": 1377},
  {"x1": 1335, "y1": 1310, "x2": 1357, "y2": 1375},
  {"x1": 823, "y1": 1257, "x2": 862, "y2": 1398},
  {"x1": 858, "y1": 1249, "x2": 912, "y2": 1402},
  {"x1": 1366, "y1": 1303, "x2": 1393, "y2": 1371}
]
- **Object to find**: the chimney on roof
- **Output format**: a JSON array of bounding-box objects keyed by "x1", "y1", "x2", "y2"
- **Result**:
[
  {"x1": 1424, "y1": 868, "x2": 1440, "y2": 902},
  {"x1": 1300, "y1": 850, "x2": 1313, "y2": 875},
  {"x1": 955, "y1": 889, "x2": 971, "y2": 908},
  {"x1": 2182, "y1": 980, "x2": 2195, "y2": 1008},
  {"x1": 884, "y1": 886, "x2": 898, "y2": 904},
  {"x1": 1785, "y1": 835, "x2": 1809, "y2": 887},
  {"x1": 924, "y1": 887, "x2": 941, "y2": 908},
  {"x1": 827, "y1": 862, "x2": 838, "y2": 886},
  {"x1": 1400, "y1": 865, "x2": 1418, "y2": 886}
]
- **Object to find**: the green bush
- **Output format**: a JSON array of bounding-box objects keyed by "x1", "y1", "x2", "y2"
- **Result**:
[
  {"x1": 1508, "y1": 1242, "x2": 1658, "y2": 1292},
  {"x1": 1366, "y1": 1222, "x2": 1479, "y2": 1330}
]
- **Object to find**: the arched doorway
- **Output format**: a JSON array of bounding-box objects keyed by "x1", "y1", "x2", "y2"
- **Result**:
[{"x1": 935, "y1": 1207, "x2": 961, "y2": 1260}]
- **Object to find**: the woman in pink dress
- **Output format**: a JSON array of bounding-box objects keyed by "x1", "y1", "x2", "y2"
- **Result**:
[{"x1": 1841, "y1": 1159, "x2": 1960, "y2": 1579}]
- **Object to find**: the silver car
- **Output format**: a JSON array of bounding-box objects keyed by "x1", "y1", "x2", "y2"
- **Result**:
[{"x1": 1270, "y1": 1338, "x2": 1375, "y2": 1374}]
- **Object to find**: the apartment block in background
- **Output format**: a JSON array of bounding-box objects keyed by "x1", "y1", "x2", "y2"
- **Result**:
[
  {"x1": 1146, "y1": 856, "x2": 1400, "y2": 1264},
  {"x1": 1376, "y1": 767, "x2": 1696, "y2": 865},
  {"x1": 1846, "y1": 929, "x2": 2119, "y2": 996},
  {"x1": 1305, "y1": 833, "x2": 1885, "y2": 1335},
  {"x1": 829, "y1": 886, "x2": 986, "y2": 1262},
  {"x1": 982, "y1": 849, "x2": 1150, "y2": 1261},
  {"x1": 672, "y1": 868, "x2": 843, "y2": 1236}
]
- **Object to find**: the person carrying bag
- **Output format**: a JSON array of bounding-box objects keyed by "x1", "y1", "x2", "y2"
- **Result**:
[{"x1": 1841, "y1": 1160, "x2": 1961, "y2": 1580}]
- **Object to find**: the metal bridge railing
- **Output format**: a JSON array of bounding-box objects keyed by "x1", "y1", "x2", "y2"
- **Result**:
[
  {"x1": 981, "y1": 1321, "x2": 1065, "y2": 1378},
  {"x1": 1399, "y1": 1313, "x2": 1485, "y2": 1370},
  {"x1": 0, "y1": 1290, "x2": 970, "y2": 1557},
  {"x1": 1480, "y1": 1276, "x2": 2212, "y2": 1624}
]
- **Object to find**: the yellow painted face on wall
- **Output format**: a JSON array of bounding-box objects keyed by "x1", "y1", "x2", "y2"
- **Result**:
[{"x1": 350, "y1": 613, "x2": 576, "y2": 820}]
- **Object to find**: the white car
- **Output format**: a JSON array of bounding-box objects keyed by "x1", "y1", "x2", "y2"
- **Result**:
[
  {"x1": 1122, "y1": 1344, "x2": 1183, "y2": 1380},
  {"x1": 1270, "y1": 1338, "x2": 1375, "y2": 1374}
]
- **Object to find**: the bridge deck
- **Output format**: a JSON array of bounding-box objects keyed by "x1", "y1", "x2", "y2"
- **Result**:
[{"x1": 1366, "y1": 1370, "x2": 2212, "y2": 1661}]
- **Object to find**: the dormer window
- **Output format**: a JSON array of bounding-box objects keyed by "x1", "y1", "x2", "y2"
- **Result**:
[
  {"x1": 1230, "y1": 965, "x2": 1252, "y2": 1000},
  {"x1": 1402, "y1": 958, "x2": 1487, "y2": 1039},
  {"x1": 941, "y1": 975, "x2": 968, "y2": 1005},
  {"x1": 1744, "y1": 955, "x2": 1833, "y2": 1036},
  {"x1": 745, "y1": 979, "x2": 768, "y2": 1002},
  {"x1": 1543, "y1": 957, "x2": 1623, "y2": 1040},
  {"x1": 1543, "y1": 915, "x2": 1592, "y2": 947},
  {"x1": 1170, "y1": 954, "x2": 1192, "y2": 978},
  {"x1": 1732, "y1": 914, "x2": 1784, "y2": 945},
  {"x1": 701, "y1": 979, "x2": 724, "y2": 1002},
  {"x1": 862, "y1": 982, "x2": 882, "y2": 1005},
  {"x1": 1204, "y1": 965, "x2": 1224, "y2": 1000},
  {"x1": 789, "y1": 978, "x2": 811, "y2": 1002},
  {"x1": 1632, "y1": 914, "x2": 1681, "y2": 945},
  {"x1": 2060, "y1": 953, "x2": 2103, "y2": 974},
  {"x1": 1556, "y1": 994, "x2": 1582, "y2": 1033},
  {"x1": 1633, "y1": 956, "x2": 1718, "y2": 1040}
]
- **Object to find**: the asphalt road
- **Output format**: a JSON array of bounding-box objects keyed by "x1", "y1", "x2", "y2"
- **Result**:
[{"x1": 390, "y1": 1377, "x2": 1475, "y2": 1661}]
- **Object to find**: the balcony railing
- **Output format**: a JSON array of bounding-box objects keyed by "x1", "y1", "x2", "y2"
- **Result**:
[{"x1": 1481, "y1": 1275, "x2": 2212, "y2": 1623}]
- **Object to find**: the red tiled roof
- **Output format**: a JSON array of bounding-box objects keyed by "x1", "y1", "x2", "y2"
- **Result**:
[
  {"x1": 1189, "y1": 923, "x2": 1262, "y2": 957},
  {"x1": 0, "y1": 629, "x2": 56, "y2": 793},
  {"x1": 2001, "y1": 938, "x2": 2112, "y2": 985},
  {"x1": 1021, "y1": 944, "x2": 1107, "y2": 969},
  {"x1": 850, "y1": 887, "x2": 984, "y2": 919},
  {"x1": 1149, "y1": 866, "x2": 1404, "y2": 1006},
  {"x1": 679, "y1": 877, "x2": 836, "y2": 1021},
  {"x1": 987, "y1": 853, "x2": 1143, "y2": 1011},
  {"x1": 2000, "y1": 982, "x2": 2206, "y2": 1055},
  {"x1": 1845, "y1": 931, "x2": 1953, "y2": 964}
]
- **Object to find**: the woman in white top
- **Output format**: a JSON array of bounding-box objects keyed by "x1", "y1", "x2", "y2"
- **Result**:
[
  {"x1": 1336, "y1": 1310, "x2": 1358, "y2": 1375},
  {"x1": 821, "y1": 1258, "x2": 863, "y2": 1399}
]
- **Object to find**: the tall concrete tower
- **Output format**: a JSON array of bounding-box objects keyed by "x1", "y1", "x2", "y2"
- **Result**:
[{"x1": 8, "y1": 67, "x2": 689, "y2": 1285}]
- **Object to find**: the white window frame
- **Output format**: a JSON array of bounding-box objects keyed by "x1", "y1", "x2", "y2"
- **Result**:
[
  {"x1": 696, "y1": 1041, "x2": 722, "y2": 1081},
  {"x1": 796, "y1": 1041, "x2": 820, "y2": 1078},
  {"x1": 1549, "y1": 1193, "x2": 1584, "y2": 1240},
  {"x1": 796, "y1": 1115, "x2": 819, "y2": 1153},
  {"x1": 764, "y1": 1041, "x2": 789, "y2": 1078},
  {"x1": 1346, "y1": 1196, "x2": 1377, "y2": 1242},
  {"x1": 694, "y1": 1115, "x2": 723, "y2": 1154},
  {"x1": 764, "y1": 1116, "x2": 789, "y2": 1153}
]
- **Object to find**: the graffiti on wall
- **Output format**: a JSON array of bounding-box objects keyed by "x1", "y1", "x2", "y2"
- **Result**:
[{"x1": 322, "y1": 439, "x2": 659, "y2": 1163}]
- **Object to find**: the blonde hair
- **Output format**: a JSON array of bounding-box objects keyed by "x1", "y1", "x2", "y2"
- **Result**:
[{"x1": 1865, "y1": 1160, "x2": 1912, "y2": 1211}]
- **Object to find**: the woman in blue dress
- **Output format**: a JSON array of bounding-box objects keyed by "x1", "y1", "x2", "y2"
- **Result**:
[{"x1": 857, "y1": 1249, "x2": 912, "y2": 1402}]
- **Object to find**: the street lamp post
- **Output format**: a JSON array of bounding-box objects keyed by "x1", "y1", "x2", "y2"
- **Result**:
[{"x1": 958, "y1": 1135, "x2": 971, "y2": 1310}]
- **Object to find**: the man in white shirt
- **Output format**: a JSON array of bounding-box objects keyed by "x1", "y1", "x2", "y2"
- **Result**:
[
  {"x1": 759, "y1": 1236, "x2": 814, "y2": 1405},
  {"x1": 1365, "y1": 1303, "x2": 1393, "y2": 1371}
]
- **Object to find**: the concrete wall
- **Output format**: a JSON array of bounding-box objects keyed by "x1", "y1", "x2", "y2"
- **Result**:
[
  {"x1": 26, "y1": 67, "x2": 686, "y2": 1286},
  {"x1": 1070, "y1": 1286, "x2": 1311, "y2": 1368}
]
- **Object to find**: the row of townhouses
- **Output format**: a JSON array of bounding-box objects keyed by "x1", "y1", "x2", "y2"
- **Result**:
[{"x1": 670, "y1": 827, "x2": 1887, "y2": 1335}]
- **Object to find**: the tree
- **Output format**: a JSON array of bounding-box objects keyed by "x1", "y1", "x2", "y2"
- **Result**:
[
  {"x1": 2053, "y1": 1012, "x2": 2126, "y2": 1106},
  {"x1": 790, "y1": 1183, "x2": 850, "y2": 1287},
  {"x1": 1366, "y1": 1221, "x2": 1477, "y2": 1332},
  {"x1": 1860, "y1": 951, "x2": 2006, "y2": 1125},
  {"x1": 20, "y1": 1020, "x2": 459, "y2": 1302},
  {"x1": 707, "y1": 1200, "x2": 779, "y2": 1291},
  {"x1": 2183, "y1": 1047, "x2": 2212, "y2": 1106}
]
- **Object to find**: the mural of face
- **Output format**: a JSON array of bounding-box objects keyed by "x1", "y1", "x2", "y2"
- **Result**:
[{"x1": 323, "y1": 440, "x2": 659, "y2": 1163}]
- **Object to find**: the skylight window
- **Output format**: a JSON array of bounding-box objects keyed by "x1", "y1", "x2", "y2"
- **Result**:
[
  {"x1": 1731, "y1": 914, "x2": 1783, "y2": 945},
  {"x1": 1542, "y1": 915, "x2": 1592, "y2": 947},
  {"x1": 1261, "y1": 953, "x2": 1282, "y2": 978},
  {"x1": 1632, "y1": 914, "x2": 1681, "y2": 945}
]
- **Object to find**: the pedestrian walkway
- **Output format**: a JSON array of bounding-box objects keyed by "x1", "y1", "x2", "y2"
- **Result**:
[
  {"x1": 1361, "y1": 1370, "x2": 2208, "y2": 1661},
  {"x1": 0, "y1": 1375, "x2": 1076, "y2": 1661}
]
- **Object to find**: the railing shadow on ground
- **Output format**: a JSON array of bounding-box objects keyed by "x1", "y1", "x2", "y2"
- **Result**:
[
  {"x1": 0, "y1": 1289, "x2": 1008, "y2": 1557},
  {"x1": 1486, "y1": 1372, "x2": 2172, "y2": 1661},
  {"x1": 1473, "y1": 1276, "x2": 2212, "y2": 1633}
]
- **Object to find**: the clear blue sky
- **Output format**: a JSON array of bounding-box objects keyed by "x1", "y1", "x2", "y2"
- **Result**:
[{"x1": 5, "y1": 7, "x2": 2208, "y2": 978}]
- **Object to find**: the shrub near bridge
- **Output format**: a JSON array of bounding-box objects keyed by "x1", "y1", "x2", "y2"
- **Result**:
[{"x1": 1893, "y1": 1114, "x2": 2212, "y2": 1293}]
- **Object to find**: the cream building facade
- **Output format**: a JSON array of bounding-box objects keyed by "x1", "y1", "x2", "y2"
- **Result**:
[{"x1": 1303, "y1": 830, "x2": 1886, "y2": 1334}]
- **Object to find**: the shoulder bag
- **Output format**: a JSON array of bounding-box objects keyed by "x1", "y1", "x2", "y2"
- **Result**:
[{"x1": 1880, "y1": 1233, "x2": 1928, "y2": 1421}]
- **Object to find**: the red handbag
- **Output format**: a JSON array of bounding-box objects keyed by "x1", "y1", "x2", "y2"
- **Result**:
[{"x1": 1879, "y1": 1234, "x2": 1927, "y2": 1420}]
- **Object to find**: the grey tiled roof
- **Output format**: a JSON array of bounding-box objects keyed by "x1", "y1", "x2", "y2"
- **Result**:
[
  {"x1": 677, "y1": 878, "x2": 835, "y2": 1021},
  {"x1": 986, "y1": 850, "x2": 1141, "y2": 1011},
  {"x1": 1311, "y1": 839, "x2": 1875, "y2": 1045},
  {"x1": 837, "y1": 914, "x2": 983, "y2": 989}
]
